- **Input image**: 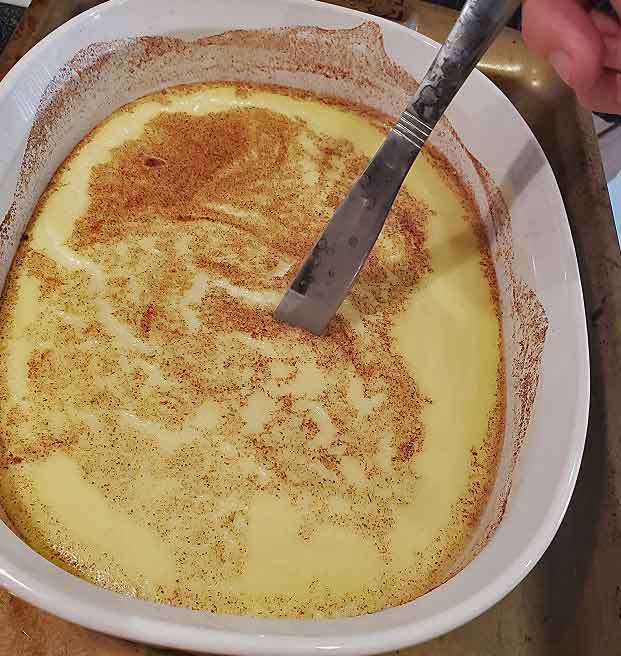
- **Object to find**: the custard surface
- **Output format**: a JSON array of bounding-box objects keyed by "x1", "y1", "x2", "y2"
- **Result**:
[{"x1": 0, "y1": 83, "x2": 503, "y2": 617}]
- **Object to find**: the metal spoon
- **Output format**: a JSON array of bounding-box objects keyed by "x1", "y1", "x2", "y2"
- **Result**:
[{"x1": 274, "y1": 0, "x2": 521, "y2": 335}]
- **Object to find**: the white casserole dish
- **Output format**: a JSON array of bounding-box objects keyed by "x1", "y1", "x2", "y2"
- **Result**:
[{"x1": 0, "y1": 0, "x2": 589, "y2": 653}]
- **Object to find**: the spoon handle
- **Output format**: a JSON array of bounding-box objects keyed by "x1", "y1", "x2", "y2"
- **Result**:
[{"x1": 395, "y1": 0, "x2": 521, "y2": 144}]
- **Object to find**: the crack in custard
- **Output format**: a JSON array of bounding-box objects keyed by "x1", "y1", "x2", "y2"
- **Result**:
[{"x1": 0, "y1": 82, "x2": 504, "y2": 618}]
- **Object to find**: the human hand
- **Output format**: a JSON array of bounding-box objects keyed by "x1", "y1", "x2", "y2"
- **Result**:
[{"x1": 522, "y1": 0, "x2": 621, "y2": 113}]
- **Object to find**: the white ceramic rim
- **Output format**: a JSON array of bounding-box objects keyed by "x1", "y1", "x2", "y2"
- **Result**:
[{"x1": 0, "y1": 0, "x2": 590, "y2": 653}]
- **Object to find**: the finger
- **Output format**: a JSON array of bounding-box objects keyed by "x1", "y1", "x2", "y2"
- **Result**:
[
  {"x1": 523, "y1": 0, "x2": 605, "y2": 93},
  {"x1": 577, "y1": 69, "x2": 621, "y2": 112},
  {"x1": 590, "y1": 8, "x2": 621, "y2": 37},
  {"x1": 588, "y1": 9, "x2": 621, "y2": 70}
]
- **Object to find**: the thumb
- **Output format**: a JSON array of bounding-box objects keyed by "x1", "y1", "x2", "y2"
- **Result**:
[{"x1": 522, "y1": 0, "x2": 605, "y2": 94}]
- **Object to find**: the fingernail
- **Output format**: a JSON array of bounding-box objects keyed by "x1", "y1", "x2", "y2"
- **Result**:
[{"x1": 549, "y1": 51, "x2": 573, "y2": 86}]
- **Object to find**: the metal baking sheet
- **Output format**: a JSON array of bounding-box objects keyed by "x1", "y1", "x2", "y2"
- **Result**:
[{"x1": 0, "y1": 1, "x2": 619, "y2": 653}]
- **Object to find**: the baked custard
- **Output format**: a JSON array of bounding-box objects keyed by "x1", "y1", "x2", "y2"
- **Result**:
[{"x1": 0, "y1": 82, "x2": 503, "y2": 618}]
